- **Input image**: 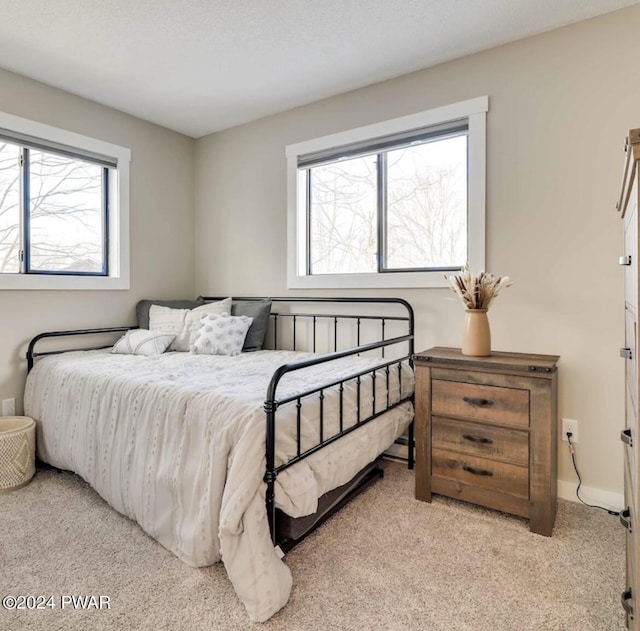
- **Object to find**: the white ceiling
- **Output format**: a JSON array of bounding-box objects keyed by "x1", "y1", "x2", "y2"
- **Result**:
[{"x1": 0, "y1": 0, "x2": 637, "y2": 138}]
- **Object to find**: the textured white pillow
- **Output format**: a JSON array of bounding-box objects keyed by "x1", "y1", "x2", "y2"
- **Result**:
[
  {"x1": 111, "y1": 329, "x2": 175, "y2": 357},
  {"x1": 149, "y1": 298, "x2": 232, "y2": 351},
  {"x1": 191, "y1": 313, "x2": 253, "y2": 356}
]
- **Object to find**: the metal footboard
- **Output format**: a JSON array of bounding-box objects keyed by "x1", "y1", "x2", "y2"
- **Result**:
[{"x1": 199, "y1": 297, "x2": 415, "y2": 547}]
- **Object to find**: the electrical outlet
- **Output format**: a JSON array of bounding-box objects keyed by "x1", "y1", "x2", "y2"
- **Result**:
[
  {"x1": 2, "y1": 398, "x2": 15, "y2": 416},
  {"x1": 562, "y1": 418, "x2": 578, "y2": 443}
]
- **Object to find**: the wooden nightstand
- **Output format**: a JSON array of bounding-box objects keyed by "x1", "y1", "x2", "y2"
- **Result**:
[{"x1": 413, "y1": 347, "x2": 559, "y2": 536}]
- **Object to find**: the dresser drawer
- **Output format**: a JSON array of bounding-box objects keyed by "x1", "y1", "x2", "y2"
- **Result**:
[
  {"x1": 432, "y1": 416, "x2": 529, "y2": 467},
  {"x1": 623, "y1": 427, "x2": 639, "y2": 517},
  {"x1": 625, "y1": 309, "x2": 637, "y2": 415},
  {"x1": 624, "y1": 444, "x2": 638, "y2": 539},
  {"x1": 432, "y1": 379, "x2": 529, "y2": 427},
  {"x1": 432, "y1": 448, "x2": 529, "y2": 499}
]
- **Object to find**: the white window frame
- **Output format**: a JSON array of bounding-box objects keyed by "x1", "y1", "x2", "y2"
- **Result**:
[
  {"x1": 286, "y1": 96, "x2": 488, "y2": 289},
  {"x1": 0, "y1": 110, "x2": 130, "y2": 290}
]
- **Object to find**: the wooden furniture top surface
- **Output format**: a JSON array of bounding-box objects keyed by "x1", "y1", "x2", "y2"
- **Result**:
[{"x1": 413, "y1": 347, "x2": 559, "y2": 374}]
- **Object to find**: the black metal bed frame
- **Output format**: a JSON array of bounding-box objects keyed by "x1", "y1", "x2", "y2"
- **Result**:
[{"x1": 26, "y1": 296, "x2": 415, "y2": 550}]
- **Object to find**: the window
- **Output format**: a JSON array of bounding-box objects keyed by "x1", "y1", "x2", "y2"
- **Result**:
[
  {"x1": 286, "y1": 97, "x2": 488, "y2": 289},
  {"x1": 0, "y1": 111, "x2": 130, "y2": 290}
]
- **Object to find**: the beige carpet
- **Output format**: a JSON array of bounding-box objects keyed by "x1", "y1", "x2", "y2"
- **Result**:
[{"x1": 0, "y1": 461, "x2": 624, "y2": 631}]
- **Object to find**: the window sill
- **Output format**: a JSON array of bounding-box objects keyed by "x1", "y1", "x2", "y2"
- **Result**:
[
  {"x1": 287, "y1": 270, "x2": 452, "y2": 289},
  {"x1": 0, "y1": 274, "x2": 129, "y2": 291}
]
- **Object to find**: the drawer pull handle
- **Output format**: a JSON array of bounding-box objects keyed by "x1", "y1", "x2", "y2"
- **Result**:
[
  {"x1": 621, "y1": 588, "x2": 634, "y2": 616},
  {"x1": 462, "y1": 464, "x2": 493, "y2": 477},
  {"x1": 462, "y1": 433, "x2": 493, "y2": 444},
  {"x1": 620, "y1": 508, "x2": 632, "y2": 532},
  {"x1": 621, "y1": 428, "x2": 634, "y2": 448},
  {"x1": 462, "y1": 396, "x2": 493, "y2": 407}
]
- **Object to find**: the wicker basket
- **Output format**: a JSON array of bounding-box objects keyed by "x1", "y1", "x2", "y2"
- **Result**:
[{"x1": 0, "y1": 416, "x2": 36, "y2": 493}]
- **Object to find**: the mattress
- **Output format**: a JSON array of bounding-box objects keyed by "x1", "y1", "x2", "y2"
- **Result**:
[{"x1": 24, "y1": 348, "x2": 414, "y2": 621}]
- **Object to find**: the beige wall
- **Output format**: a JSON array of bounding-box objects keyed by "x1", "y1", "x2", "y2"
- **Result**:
[
  {"x1": 0, "y1": 68, "x2": 195, "y2": 410},
  {"x1": 195, "y1": 5, "x2": 640, "y2": 499}
]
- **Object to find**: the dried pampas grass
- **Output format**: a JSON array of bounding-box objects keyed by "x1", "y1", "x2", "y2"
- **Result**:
[{"x1": 444, "y1": 263, "x2": 511, "y2": 310}]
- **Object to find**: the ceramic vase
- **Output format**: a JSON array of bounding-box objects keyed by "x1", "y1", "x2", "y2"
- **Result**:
[{"x1": 461, "y1": 308, "x2": 491, "y2": 357}]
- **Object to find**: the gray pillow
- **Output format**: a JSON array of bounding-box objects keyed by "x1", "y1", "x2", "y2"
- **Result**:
[
  {"x1": 231, "y1": 300, "x2": 272, "y2": 351},
  {"x1": 136, "y1": 298, "x2": 205, "y2": 329}
]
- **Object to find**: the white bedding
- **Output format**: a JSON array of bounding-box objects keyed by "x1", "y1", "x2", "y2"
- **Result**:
[{"x1": 24, "y1": 349, "x2": 414, "y2": 621}]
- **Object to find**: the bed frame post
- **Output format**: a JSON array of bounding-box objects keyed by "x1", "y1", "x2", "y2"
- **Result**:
[
  {"x1": 264, "y1": 398, "x2": 277, "y2": 545},
  {"x1": 407, "y1": 300, "x2": 415, "y2": 470}
]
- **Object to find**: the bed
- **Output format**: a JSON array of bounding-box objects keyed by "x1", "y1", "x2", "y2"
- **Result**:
[{"x1": 24, "y1": 297, "x2": 415, "y2": 622}]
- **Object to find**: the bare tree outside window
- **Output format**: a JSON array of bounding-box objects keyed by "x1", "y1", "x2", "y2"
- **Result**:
[
  {"x1": 29, "y1": 150, "x2": 104, "y2": 273},
  {"x1": 309, "y1": 156, "x2": 377, "y2": 274},
  {"x1": 304, "y1": 132, "x2": 467, "y2": 275},
  {"x1": 0, "y1": 142, "x2": 21, "y2": 273},
  {"x1": 0, "y1": 142, "x2": 106, "y2": 275},
  {"x1": 386, "y1": 135, "x2": 467, "y2": 269}
]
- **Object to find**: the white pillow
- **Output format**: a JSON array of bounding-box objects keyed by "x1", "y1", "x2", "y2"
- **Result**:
[
  {"x1": 191, "y1": 313, "x2": 253, "y2": 356},
  {"x1": 111, "y1": 329, "x2": 175, "y2": 357},
  {"x1": 149, "y1": 298, "x2": 232, "y2": 351}
]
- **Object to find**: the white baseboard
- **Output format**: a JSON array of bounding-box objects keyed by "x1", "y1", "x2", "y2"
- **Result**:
[{"x1": 557, "y1": 480, "x2": 623, "y2": 512}]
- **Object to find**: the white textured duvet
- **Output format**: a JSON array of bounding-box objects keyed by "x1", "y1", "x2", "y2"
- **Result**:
[{"x1": 24, "y1": 349, "x2": 413, "y2": 621}]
